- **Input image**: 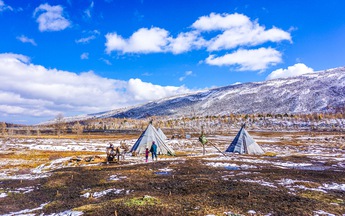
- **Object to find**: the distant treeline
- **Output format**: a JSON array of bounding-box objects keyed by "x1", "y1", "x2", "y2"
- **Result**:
[{"x1": 1, "y1": 111, "x2": 345, "y2": 137}]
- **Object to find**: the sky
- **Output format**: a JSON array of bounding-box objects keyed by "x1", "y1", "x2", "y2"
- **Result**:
[{"x1": 0, "y1": 0, "x2": 345, "y2": 125}]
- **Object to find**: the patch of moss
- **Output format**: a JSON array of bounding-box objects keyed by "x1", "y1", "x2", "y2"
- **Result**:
[
  {"x1": 73, "y1": 203, "x2": 102, "y2": 212},
  {"x1": 300, "y1": 191, "x2": 343, "y2": 204},
  {"x1": 124, "y1": 195, "x2": 159, "y2": 207},
  {"x1": 43, "y1": 200, "x2": 64, "y2": 210}
]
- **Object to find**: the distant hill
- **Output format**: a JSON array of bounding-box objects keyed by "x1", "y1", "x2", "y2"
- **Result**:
[{"x1": 44, "y1": 67, "x2": 345, "y2": 124}]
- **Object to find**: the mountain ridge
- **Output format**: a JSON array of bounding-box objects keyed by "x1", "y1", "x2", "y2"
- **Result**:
[{"x1": 45, "y1": 67, "x2": 345, "y2": 124}]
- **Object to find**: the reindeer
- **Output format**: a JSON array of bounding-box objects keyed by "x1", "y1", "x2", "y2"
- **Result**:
[{"x1": 106, "y1": 141, "x2": 130, "y2": 163}]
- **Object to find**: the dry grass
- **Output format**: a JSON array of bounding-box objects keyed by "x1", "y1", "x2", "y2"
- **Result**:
[
  {"x1": 1, "y1": 131, "x2": 345, "y2": 215},
  {"x1": 1, "y1": 157, "x2": 345, "y2": 215}
]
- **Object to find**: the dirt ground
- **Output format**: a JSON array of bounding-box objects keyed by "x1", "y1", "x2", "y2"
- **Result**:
[{"x1": 0, "y1": 131, "x2": 345, "y2": 216}]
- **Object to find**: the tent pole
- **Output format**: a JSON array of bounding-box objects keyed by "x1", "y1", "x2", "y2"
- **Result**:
[{"x1": 208, "y1": 141, "x2": 229, "y2": 157}]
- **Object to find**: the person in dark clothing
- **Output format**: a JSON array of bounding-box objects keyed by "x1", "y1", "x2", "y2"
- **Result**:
[
  {"x1": 106, "y1": 143, "x2": 115, "y2": 163},
  {"x1": 150, "y1": 141, "x2": 157, "y2": 161},
  {"x1": 145, "y1": 147, "x2": 149, "y2": 162}
]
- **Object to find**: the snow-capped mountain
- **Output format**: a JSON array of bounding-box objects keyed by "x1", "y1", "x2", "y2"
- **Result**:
[
  {"x1": 47, "y1": 67, "x2": 345, "y2": 124},
  {"x1": 105, "y1": 67, "x2": 345, "y2": 118}
]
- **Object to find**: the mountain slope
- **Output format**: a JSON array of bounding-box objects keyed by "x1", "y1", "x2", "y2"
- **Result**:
[
  {"x1": 51, "y1": 67, "x2": 345, "y2": 124},
  {"x1": 108, "y1": 67, "x2": 345, "y2": 118}
]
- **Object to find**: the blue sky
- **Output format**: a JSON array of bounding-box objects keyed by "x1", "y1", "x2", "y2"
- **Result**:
[{"x1": 0, "y1": 0, "x2": 344, "y2": 124}]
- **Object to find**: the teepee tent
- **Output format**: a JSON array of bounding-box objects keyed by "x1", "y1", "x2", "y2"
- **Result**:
[
  {"x1": 130, "y1": 123, "x2": 175, "y2": 155},
  {"x1": 157, "y1": 128, "x2": 168, "y2": 140},
  {"x1": 225, "y1": 124, "x2": 264, "y2": 155}
]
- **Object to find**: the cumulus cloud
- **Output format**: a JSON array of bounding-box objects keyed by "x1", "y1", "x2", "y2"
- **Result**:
[
  {"x1": 192, "y1": 13, "x2": 291, "y2": 51},
  {"x1": 104, "y1": 12, "x2": 291, "y2": 72},
  {"x1": 168, "y1": 31, "x2": 205, "y2": 54},
  {"x1": 205, "y1": 47, "x2": 282, "y2": 71},
  {"x1": 0, "y1": 0, "x2": 12, "y2": 12},
  {"x1": 105, "y1": 28, "x2": 207, "y2": 55},
  {"x1": 105, "y1": 27, "x2": 171, "y2": 54},
  {"x1": 207, "y1": 25, "x2": 291, "y2": 51},
  {"x1": 33, "y1": 3, "x2": 71, "y2": 32},
  {"x1": 0, "y1": 53, "x2": 190, "y2": 123},
  {"x1": 266, "y1": 63, "x2": 314, "y2": 80},
  {"x1": 16, "y1": 35, "x2": 37, "y2": 46},
  {"x1": 192, "y1": 12, "x2": 250, "y2": 31},
  {"x1": 126, "y1": 78, "x2": 189, "y2": 101}
]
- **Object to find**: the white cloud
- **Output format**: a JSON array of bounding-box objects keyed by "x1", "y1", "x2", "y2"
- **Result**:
[
  {"x1": 76, "y1": 30, "x2": 100, "y2": 43},
  {"x1": 126, "y1": 78, "x2": 189, "y2": 101},
  {"x1": 76, "y1": 35, "x2": 96, "y2": 43},
  {"x1": 192, "y1": 13, "x2": 250, "y2": 31},
  {"x1": 33, "y1": 3, "x2": 71, "y2": 32},
  {"x1": 207, "y1": 25, "x2": 291, "y2": 51},
  {"x1": 84, "y1": 1, "x2": 94, "y2": 18},
  {"x1": 101, "y1": 58, "x2": 112, "y2": 65},
  {"x1": 179, "y1": 71, "x2": 193, "y2": 81},
  {"x1": 80, "y1": 52, "x2": 89, "y2": 60},
  {"x1": 0, "y1": 53, "x2": 191, "y2": 123},
  {"x1": 104, "y1": 12, "x2": 292, "y2": 72},
  {"x1": 192, "y1": 13, "x2": 291, "y2": 51},
  {"x1": 266, "y1": 63, "x2": 314, "y2": 80},
  {"x1": 105, "y1": 28, "x2": 206, "y2": 55},
  {"x1": 16, "y1": 35, "x2": 37, "y2": 46},
  {"x1": 205, "y1": 47, "x2": 282, "y2": 71},
  {"x1": 105, "y1": 27, "x2": 170, "y2": 54},
  {"x1": 0, "y1": 0, "x2": 13, "y2": 12},
  {"x1": 168, "y1": 31, "x2": 205, "y2": 54}
]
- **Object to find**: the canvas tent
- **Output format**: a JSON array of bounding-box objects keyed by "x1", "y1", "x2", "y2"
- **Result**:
[
  {"x1": 130, "y1": 123, "x2": 175, "y2": 155},
  {"x1": 225, "y1": 125, "x2": 264, "y2": 155},
  {"x1": 157, "y1": 128, "x2": 168, "y2": 140}
]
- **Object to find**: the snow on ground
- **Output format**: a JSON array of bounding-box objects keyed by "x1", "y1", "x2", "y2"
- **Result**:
[
  {"x1": 45, "y1": 210, "x2": 84, "y2": 216},
  {"x1": 1, "y1": 138, "x2": 137, "y2": 152},
  {"x1": 81, "y1": 188, "x2": 130, "y2": 199},
  {"x1": 313, "y1": 210, "x2": 336, "y2": 216},
  {"x1": 241, "y1": 179, "x2": 277, "y2": 188},
  {"x1": 203, "y1": 156, "x2": 315, "y2": 169},
  {"x1": 0, "y1": 186, "x2": 37, "y2": 199},
  {"x1": 108, "y1": 175, "x2": 127, "y2": 181},
  {"x1": 1, "y1": 202, "x2": 49, "y2": 216},
  {"x1": 1, "y1": 133, "x2": 344, "y2": 189},
  {"x1": 204, "y1": 162, "x2": 257, "y2": 170},
  {"x1": 223, "y1": 177, "x2": 345, "y2": 194},
  {"x1": 0, "y1": 171, "x2": 50, "y2": 180}
]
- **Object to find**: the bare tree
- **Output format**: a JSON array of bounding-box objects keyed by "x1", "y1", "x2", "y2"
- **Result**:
[
  {"x1": 0, "y1": 122, "x2": 7, "y2": 136},
  {"x1": 72, "y1": 122, "x2": 84, "y2": 138},
  {"x1": 54, "y1": 113, "x2": 66, "y2": 138},
  {"x1": 26, "y1": 126, "x2": 32, "y2": 136},
  {"x1": 36, "y1": 126, "x2": 41, "y2": 137}
]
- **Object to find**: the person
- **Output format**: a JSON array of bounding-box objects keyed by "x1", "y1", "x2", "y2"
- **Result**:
[
  {"x1": 145, "y1": 147, "x2": 149, "y2": 162},
  {"x1": 106, "y1": 143, "x2": 115, "y2": 163},
  {"x1": 150, "y1": 141, "x2": 157, "y2": 161},
  {"x1": 116, "y1": 146, "x2": 121, "y2": 162}
]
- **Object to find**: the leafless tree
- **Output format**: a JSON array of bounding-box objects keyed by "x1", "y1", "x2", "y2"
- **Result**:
[
  {"x1": 0, "y1": 122, "x2": 7, "y2": 136},
  {"x1": 54, "y1": 113, "x2": 66, "y2": 138},
  {"x1": 72, "y1": 121, "x2": 84, "y2": 138}
]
